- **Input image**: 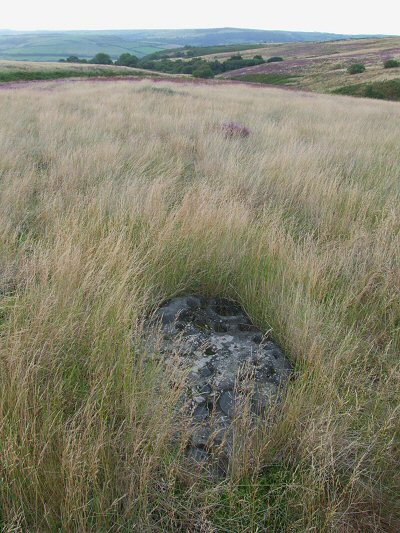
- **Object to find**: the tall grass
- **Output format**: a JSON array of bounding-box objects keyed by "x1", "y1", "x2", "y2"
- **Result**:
[
  {"x1": 0, "y1": 80, "x2": 399, "y2": 531},
  {"x1": 0, "y1": 60, "x2": 165, "y2": 84}
]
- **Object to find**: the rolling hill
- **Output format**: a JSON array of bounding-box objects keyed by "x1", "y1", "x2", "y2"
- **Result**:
[
  {"x1": 0, "y1": 27, "x2": 383, "y2": 62},
  {"x1": 215, "y1": 36, "x2": 400, "y2": 97}
]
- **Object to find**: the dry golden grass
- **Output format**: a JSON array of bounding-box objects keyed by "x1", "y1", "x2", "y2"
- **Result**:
[{"x1": 0, "y1": 79, "x2": 399, "y2": 531}]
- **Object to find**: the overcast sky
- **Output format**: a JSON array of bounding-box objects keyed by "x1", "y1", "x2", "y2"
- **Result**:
[{"x1": 2, "y1": 0, "x2": 399, "y2": 35}]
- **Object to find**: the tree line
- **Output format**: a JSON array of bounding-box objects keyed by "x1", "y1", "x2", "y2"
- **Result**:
[{"x1": 59, "y1": 52, "x2": 284, "y2": 78}]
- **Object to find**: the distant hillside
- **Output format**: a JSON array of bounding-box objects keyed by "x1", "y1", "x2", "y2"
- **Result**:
[
  {"x1": 0, "y1": 31, "x2": 168, "y2": 61},
  {"x1": 218, "y1": 36, "x2": 400, "y2": 100},
  {"x1": 0, "y1": 27, "x2": 380, "y2": 62}
]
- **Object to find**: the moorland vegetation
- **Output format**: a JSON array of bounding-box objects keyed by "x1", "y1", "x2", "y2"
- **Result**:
[
  {"x1": 0, "y1": 79, "x2": 398, "y2": 532},
  {"x1": 61, "y1": 52, "x2": 268, "y2": 77}
]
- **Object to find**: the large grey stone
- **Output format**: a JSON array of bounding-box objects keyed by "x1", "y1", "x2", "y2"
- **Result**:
[{"x1": 149, "y1": 295, "x2": 293, "y2": 472}]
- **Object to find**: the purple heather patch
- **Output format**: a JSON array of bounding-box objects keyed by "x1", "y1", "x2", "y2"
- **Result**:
[
  {"x1": 221, "y1": 46, "x2": 400, "y2": 79},
  {"x1": 221, "y1": 121, "x2": 250, "y2": 138}
]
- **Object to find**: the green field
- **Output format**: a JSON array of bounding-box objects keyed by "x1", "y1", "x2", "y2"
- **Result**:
[
  {"x1": 0, "y1": 31, "x2": 169, "y2": 61},
  {"x1": 147, "y1": 43, "x2": 266, "y2": 59}
]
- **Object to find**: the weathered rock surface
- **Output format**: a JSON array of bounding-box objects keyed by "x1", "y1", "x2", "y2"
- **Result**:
[{"x1": 150, "y1": 295, "x2": 292, "y2": 473}]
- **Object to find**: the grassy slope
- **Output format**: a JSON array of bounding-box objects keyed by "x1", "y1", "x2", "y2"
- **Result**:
[
  {"x1": 0, "y1": 80, "x2": 399, "y2": 532},
  {"x1": 0, "y1": 60, "x2": 171, "y2": 82},
  {"x1": 332, "y1": 78, "x2": 400, "y2": 100},
  {"x1": 218, "y1": 37, "x2": 400, "y2": 96},
  {"x1": 202, "y1": 36, "x2": 400, "y2": 61},
  {"x1": 146, "y1": 43, "x2": 266, "y2": 59},
  {"x1": 231, "y1": 73, "x2": 301, "y2": 85}
]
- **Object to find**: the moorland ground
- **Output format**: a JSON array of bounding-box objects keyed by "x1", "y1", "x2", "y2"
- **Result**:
[
  {"x1": 2, "y1": 36, "x2": 400, "y2": 102},
  {"x1": 215, "y1": 37, "x2": 400, "y2": 93},
  {"x1": 0, "y1": 79, "x2": 399, "y2": 532}
]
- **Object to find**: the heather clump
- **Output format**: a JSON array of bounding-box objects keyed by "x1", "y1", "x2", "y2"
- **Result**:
[
  {"x1": 383, "y1": 58, "x2": 400, "y2": 68},
  {"x1": 347, "y1": 63, "x2": 366, "y2": 74},
  {"x1": 221, "y1": 121, "x2": 250, "y2": 137}
]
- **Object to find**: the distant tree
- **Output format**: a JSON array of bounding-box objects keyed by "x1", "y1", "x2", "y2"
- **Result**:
[
  {"x1": 253, "y1": 55, "x2": 264, "y2": 60},
  {"x1": 347, "y1": 63, "x2": 366, "y2": 74},
  {"x1": 138, "y1": 59, "x2": 156, "y2": 70},
  {"x1": 208, "y1": 60, "x2": 224, "y2": 75},
  {"x1": 90, "y1": 53, "x2": 113, "y2": 65},
  {"x1": 66, "y1": 55, "x2": 80, "y2": 63},
  {"x1": 383, "y1": 59, "x2": 400, "y2": 69},
  {"x1": 59, "y1": 56, "x2": 87, "y2": 64},
  {"x1": 192, "y1": 64, "x2": 214, "y2": 78},
  {"x1": 115, "y1": 53, "x2": 139, "y2": 67},
  {"x1": 267, "y1": 56, "x2": 284, "y2": 63}
]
